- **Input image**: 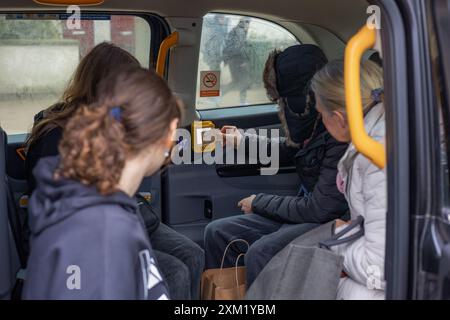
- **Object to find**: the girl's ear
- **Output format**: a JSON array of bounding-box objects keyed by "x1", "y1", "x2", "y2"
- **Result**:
[
  {"x1": 332, "y1": 110, "x2": 348, "y2": 130},
  {"x1": 164, "y1": 118, "x2": 179, "y2": 149},
  {"x1": 170, "y1": 118, "x2": 179, "y2": 132}
]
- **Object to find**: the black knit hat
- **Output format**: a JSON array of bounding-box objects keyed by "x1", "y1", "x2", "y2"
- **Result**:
[{"x1": 275, "y1": 44, "x2": 328, "y2": 115}]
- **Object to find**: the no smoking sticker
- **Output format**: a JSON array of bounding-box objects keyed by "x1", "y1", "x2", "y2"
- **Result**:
[{"x1": 200, "y1": 71, "x2": 221, "y2": 97}]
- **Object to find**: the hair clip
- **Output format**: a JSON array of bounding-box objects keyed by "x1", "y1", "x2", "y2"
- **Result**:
[
  {"x1": 371, "y1": 88, "x2": 384, "y2": 103},
  {"x1": 110, "y1": 106, "x2": 122, "y2": 122}
]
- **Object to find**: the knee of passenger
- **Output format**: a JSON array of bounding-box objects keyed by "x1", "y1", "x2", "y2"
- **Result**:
[
  {"x1": 204, "y1": 219, "x2": 222, "y2": 243},
  {"x1": 245, "y1": 241, "x2": 264, "y2": 264},
  {"x1": 187, "y1": 244, "x2": 205, "y2": 270},
  {"x1": 169, "y1": 261, "x2": 190, "y2": 285}
]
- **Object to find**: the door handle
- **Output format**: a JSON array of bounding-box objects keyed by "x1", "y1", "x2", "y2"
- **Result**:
[{"x1": 204, "y1": 199, "x2": 213, "y2": 220}]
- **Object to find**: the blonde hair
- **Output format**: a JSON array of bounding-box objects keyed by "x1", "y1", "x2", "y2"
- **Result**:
[{"x1": 310, "y1": 59, "x2": 383, "y2": 114}]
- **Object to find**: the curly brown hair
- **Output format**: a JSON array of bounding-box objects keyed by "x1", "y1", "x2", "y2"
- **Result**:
[{"x1": 56, "y1": 66, "x2": 182, "y2": 195}]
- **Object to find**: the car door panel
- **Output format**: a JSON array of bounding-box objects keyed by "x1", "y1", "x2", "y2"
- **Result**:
[
  {"x1": 162, "y1": 105, "x2": 298, "y2": 246},
  {"x1": 163, "y1": 163, "x2": 299, "y2": 246}
]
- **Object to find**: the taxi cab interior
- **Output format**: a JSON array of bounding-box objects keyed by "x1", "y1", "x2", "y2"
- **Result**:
[{"x1": 0, "y1": 0, "x2": 449, "y2": 300}]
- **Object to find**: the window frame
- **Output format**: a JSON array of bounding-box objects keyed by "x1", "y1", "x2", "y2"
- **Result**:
[
  {"x1": 195, "y1": 12, "x2": 301, "y2": 111},
  {"x1": 0, "y1": 10, "x2": 168, "y2": 141},
  {"x1": 0, "y1": 10, "x2": 168, "y2": 66},
  {"x1": 375, "y1": 0, "x2": 410, "y2": 300},
  {"x1": 432, "y1": 0, "x2": 450, "y2": 221}
]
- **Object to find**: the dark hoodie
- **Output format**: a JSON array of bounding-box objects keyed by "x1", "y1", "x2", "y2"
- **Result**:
[
  {"x1": 22, "y1": 156, "x2": 169, "y2": 300},
  {"x1": 250, "y1": 44, "x2": 349, "y2": 224}
]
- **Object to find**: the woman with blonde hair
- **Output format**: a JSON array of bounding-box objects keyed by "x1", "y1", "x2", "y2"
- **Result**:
[{"x1": 310, "y1": 59, "x2": 386, "y2": 299}]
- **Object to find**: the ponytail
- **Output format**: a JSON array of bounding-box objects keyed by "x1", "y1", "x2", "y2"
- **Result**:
[
  {"x1": 56, "y1": 66, "x2": 181, "y2": 195},
  {"x1": 55, "y1": 103, "x2": 127, "y2": 195}
]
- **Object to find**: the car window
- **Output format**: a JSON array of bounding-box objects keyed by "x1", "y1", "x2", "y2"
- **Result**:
[
  {"x1": 196, "y1": 13, "x2": 299, "y2": 110},
  {"x1": 0, "y1": 14, "x2": 151, "y2": 138}
]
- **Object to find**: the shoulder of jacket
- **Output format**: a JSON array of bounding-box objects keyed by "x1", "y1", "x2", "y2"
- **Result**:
[
  {"x1": 352, "y1": 151, "x2": 387, "y2": 181},
  {"x1": 78, "y1": 205, "x2": 140, "y2": 231},
  {"x1": 100, "y1": 208, "x2": 149, "y2": 250},
  {"x1": 323, "y1": 135, "x2": 349, "y2": 159},
  {"x1": 322, "y1": 132, "x2": 348, "y2": 148},
  {"x1": 356, "y1": 113, "x2": 386, "y2": 172}
]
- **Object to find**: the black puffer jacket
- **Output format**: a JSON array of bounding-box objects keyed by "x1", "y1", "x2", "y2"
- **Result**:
[{"x1": 251, "y1": 45, "x2": 349, "y2": 224}]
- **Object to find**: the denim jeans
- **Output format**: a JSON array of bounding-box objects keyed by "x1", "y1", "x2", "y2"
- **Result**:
[
  {"x1": 204, "y1": 214, "x2": 319, "y2": 288},
  {"x1": 151, "y1": 223, "x2": 204, "y2": 300}
]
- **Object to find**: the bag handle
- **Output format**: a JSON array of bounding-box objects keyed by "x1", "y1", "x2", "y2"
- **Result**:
[
  {"x1": 219, "y1": 238, "x2": 250, "y2": 270},
  {"x1": 219, "y1": 239, "x2": 249, "y2": 298},
  {"x1": 319, "y1": 215, "x2": 365, "y2": 250},
  {"x1": 235, "y1": 253, "x2": 246, "y2": 300}
]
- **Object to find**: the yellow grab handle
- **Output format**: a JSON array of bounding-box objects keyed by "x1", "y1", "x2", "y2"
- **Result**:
[
  {"x1": 156, "y1": 32, "x2": 179, "y2": 77},
  {"x1": 345, "y1": 25, "x2": 386, "y2": 169}
]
